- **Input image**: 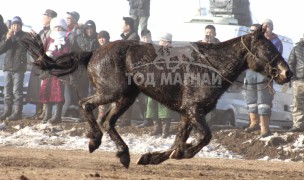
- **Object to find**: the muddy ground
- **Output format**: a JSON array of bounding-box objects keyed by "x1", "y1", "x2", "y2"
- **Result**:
[{"x1": 1, "y1": 119, "x2": 304, "y2": 179}]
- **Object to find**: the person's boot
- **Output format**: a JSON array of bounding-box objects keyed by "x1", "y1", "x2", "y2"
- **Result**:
[
  {"x1": 49, "y1": 103, "x2": 63, "y2": 124},
  {"x1": 137, "y1": 118, "x2": 153, "y2": 128},
  {"x1": 41, "y1": 103, "x2": 53, "y2": 124},
  {"x1": 260, "y1": 115, "x2": 271, "y2": 137},
  {"x1": 38, "y1": 104, "x2": 46, "y2": 120},
  {"x1": 6, "y1": 105, "x2": 23, "y2": 121},
  {"x1": 29, "y1": 103, "x2": 43, "y2": 120},
  {"x1": 0, "y1": 104, "x2": 12, "y2": 120},
  {"x1": 245, "y1": 113, "x2": 260, "y2": 133},
  {"x1": 162, "y1": 119, "x2": 171, "y2": 138},
  {"x1": 150, "y1": 120, "x2": 162, "y2": 136}
]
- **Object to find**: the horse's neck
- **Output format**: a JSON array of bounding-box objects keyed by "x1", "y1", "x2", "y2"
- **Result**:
[{"x1": 207, "y1": 40, "x2": 247, "y2": 82}]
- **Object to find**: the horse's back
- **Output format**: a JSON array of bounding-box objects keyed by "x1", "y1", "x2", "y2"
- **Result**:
[{"x1": 87, "y1": 40, "x2": 141, "y2": 95}]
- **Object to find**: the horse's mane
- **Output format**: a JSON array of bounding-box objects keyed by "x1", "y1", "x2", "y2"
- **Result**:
[{"x1": 194, "y1": 35, "x2": 243, "y2": 50}]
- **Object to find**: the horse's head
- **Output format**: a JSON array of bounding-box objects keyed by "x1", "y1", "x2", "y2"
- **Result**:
[{"x1": 243, "y1": 25, "x2": 292, "y2": 85}]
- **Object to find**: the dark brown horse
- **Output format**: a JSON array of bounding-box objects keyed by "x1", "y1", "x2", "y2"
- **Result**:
[{"x1": 21, "y1": 25, "x2": 292, "y2": 168}]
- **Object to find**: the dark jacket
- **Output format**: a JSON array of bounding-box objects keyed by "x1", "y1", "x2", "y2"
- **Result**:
[
  {"x1": 75, "y1": 33, "x2": 100, "y2": 52},
  {"x1": 75, "y1": 20, "x2": 100, "y2": 51},
  {"x1": 120, "y1": 31, "x2": 140, "y2": 41},
  {"x1": 0, "y1": 15, "x2": 8, "y2": 39},
  {"x1": 128, "y1": 0, "x2": 150, "y2": 17},
  {"x1": 0, "y1": 30, "x2": 29, "y2": 72},
  {"x1": 288, "y1": 40, "x2": 304, "y2": 80}
]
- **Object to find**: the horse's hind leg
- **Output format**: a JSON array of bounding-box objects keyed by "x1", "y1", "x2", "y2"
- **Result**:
[
  {"x1": 80, "y1": 93, "x2": 119, "y2": 153},
  {"x1": 137, "y1": 115, "x2": 192, "y2": 165},
  {"x1": 103, "y1": 91, "x2": 140, "y2": 168}
]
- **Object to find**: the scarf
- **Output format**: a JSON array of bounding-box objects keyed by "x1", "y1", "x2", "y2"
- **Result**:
[{"x1": 49, "y1": 31, "x2": 66, "y2": 51}]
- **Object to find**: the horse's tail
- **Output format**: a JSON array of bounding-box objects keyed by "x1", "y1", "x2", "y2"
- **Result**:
[
  {"x1": 21, "y1": 31, "x2": 93, "y2": 77},
  {"x1": 48, "y1": 51, "x2": 93, "y2": 76}
]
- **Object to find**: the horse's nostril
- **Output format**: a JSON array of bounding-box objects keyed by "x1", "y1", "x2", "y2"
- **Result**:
[{"x1": 286, "y1": 70, "x2": 293, "y2": 79}]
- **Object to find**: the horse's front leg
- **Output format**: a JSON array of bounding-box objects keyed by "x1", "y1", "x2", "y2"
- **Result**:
[
  {"x1": 137, "y1": 115, "x2": 192, "y2": 165},
  {"x1": 79, "y1": 96, "x2": 103, "y2": 153},
  {"x1": 103, "y1": 94, "x2": 139, "y2": 168},
  {"x1": 170, "y1": 110, "x2": 212, "y2": 159}
]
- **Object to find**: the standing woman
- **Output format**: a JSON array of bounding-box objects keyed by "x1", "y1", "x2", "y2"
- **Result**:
[{"x1": 40, "y1": 17, "x2": 70, "y2": 124}]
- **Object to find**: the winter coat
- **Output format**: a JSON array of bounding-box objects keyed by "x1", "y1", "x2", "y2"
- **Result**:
[
  {"x1": 0, "y1": 18, "x2": 8, "y2": 39},
  {"x1": 288, "y1": 40, "x2": 304, "y2": 80},
  {"x1": 0, "y1": 31, "x2": 29, "y2": 72},
  {"x1": 75, "y1": 33, "x2": 100, "y2": 52},
  {"x1": 128, "y1": 0, "x2": 150, "y2": 17}
]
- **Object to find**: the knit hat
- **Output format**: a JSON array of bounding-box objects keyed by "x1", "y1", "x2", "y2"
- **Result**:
[
  {"x1": 263, "y1": 19, "x2": 273, "y2": 29},
  {"x1": 50, "y1": 17, "x2": 67, "y2": 30},
  {"x1": 11, "y1": 16, "x2": 22, "y2": 25},
  {"x1": 97, "y1": 30, "x2": 110, "y2": 40},
  {"x1": 67, "y1": 11, "x2": 80, "y2": 22},
  {"x1": 159, "y1": 32, "x2": 172, "y2": 42},
  {"x1": 43, "y1": 9, "x2": 57, "y2": 18}
]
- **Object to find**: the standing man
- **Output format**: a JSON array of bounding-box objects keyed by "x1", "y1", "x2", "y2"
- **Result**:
[
  {"x1": 127, "y1": 0, "x2": 150, "y2": 34},
  {"x1": 0, "y1": 16, "x2": 29, "y2": 121},
  {"x1": 245, "y1": 20, "x2": 283, "y2": 137},
  {"x1": 148, "y1": 32, "x2": 179, "y2": 138},
  {"x1": 288, "y1": 34, "x2": 304, "y2": 132},
  {"x1": 118, "y1": 17, "x2": 140, "y2": 127},
  {"x1": 96, "y1": 30, "x2": 111, "y2": 122},
  {"x1": 73, "y1": 20, "x2": 100, "y2": 121},
  {"x1": 27, "y1": 9, "x2": 57, "y2": 120},
  {"x1": 63, "y1": 11, "x2": 82, "y2": 118}
]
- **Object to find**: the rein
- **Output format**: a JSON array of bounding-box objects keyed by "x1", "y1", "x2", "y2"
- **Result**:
[{"x1": 189, "y1": 36, "x2": 278, "y2": 94}]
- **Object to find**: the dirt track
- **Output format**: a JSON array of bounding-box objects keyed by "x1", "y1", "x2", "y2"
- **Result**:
[{"x1": 1, "y1": 147, "x2": 304, "y2": 180}]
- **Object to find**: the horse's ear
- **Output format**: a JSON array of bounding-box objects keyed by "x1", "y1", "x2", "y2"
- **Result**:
[{"x1": 253, "y1": 24, "x2": 266, "y2": 39}]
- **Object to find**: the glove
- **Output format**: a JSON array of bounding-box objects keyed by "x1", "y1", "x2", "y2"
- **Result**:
[{"x1": 38, "y1": 71, "x2": 50, "y2": 80}]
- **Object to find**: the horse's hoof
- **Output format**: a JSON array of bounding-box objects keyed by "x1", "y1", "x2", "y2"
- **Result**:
[
  {"x1": 88, "y1": 138, "x2": 101, "y2": 153},
  {"x1": 169, "y1": 148, "x2": 183, "y2": 159},
  {"x1": 136, "y1": 153, "x2": 152, "y2": 165},
  {"x1": 116, "y1": 149, "x2": 130, "y2": 168}
]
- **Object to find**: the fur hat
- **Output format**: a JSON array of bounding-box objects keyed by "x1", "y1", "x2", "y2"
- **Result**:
[
  {"x1": 11, "y1": 16, "x2": 22, "y2": 25},
  {"x1": 97, "y1": 30, "x2": 110, "y2": 40},
  {"x1": 67, "y1": 11, "x2": 80, "y2": 22},
  {"x1": 50, "y1": 17, "x2": 67, "y2": 30},
  {"x1": 159, "y1": 32, "x2": 172, "y2": 42}
]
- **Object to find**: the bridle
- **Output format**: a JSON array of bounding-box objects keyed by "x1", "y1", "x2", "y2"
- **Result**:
[
  {"x1": 241, "y1": 36, "x2": 279, "y2": 79},
  {"x1": 241, "y1": 36, "x2": 280, "y2": 94}
]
